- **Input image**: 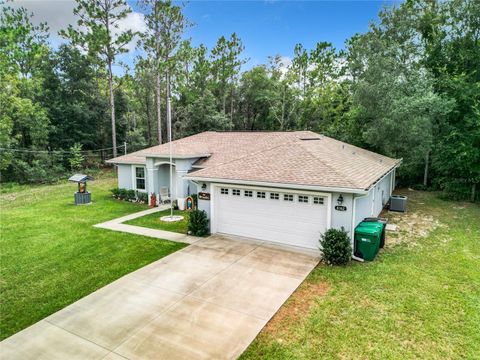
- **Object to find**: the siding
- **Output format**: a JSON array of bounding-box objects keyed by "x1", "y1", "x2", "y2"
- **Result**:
[
  {"x1": 354, "y1": 170, "x2": 393, "y2": 228},
  {"x1": 117, "y1": 164, "x2": 133, "y2": 189},
  {"x1": 197, "y1": 182, "x2": 211, "y2": 218},
  {"x1": 330, "y1": 192, "x2": 354, "y2": 237}
]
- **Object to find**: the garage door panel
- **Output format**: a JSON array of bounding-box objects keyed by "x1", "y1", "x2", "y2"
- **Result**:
[{"x1": 214, "y1": 187, "x2": 328, "y2": 249}]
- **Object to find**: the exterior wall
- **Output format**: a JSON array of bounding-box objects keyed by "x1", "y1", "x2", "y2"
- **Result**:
[
  {"x1": 329, "y1": 192, "x2": 354, "y2": 237},
  {"x1": 354, "y1": 170, "x2": 394, "y2": 228},
  {"x1": 117, "y1": 164, "x2": 133, "y2": 189},
  {"x1": 196, "y1": 181, "x2": 211, "y2": 218}
]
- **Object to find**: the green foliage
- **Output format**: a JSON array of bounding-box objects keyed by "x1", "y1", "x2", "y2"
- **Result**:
[
  {"x1": 188, "y1": 209, "x2": 209, "y2": 237},
  {"x1": 68, "y1": 143, "x2": 84, "y2": 171},
  {"x1": 0, "y1": 0, "x2": 478, "y2": 203},
  {"x1": 110, "y1": 188, "x2": 148, "y2": 203},
  {"x1": 319, "y1": 228, "x2": 351, "y2": 265}
]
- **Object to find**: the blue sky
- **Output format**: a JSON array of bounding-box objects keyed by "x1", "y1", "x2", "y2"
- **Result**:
[
  {"x1": 13, "y1": 0, "x2": 401, "y2": 73},
  {"x1": 170, "y1": 1, "x2": 398, "y2": 68}
]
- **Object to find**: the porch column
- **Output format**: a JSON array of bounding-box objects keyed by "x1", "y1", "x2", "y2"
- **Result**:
[
  {"x1": 174, "y1": 159, "x2": 195, "y2": 199},
  {"x1": 146, "y1": 157, "x2": 159, "y2": 205},
  {"x1": 175, "y1": 169, "x2": 189, "y2": 198}
]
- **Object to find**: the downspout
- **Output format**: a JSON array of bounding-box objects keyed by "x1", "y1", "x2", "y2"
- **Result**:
[{"x1": 351, "y1": 191, "x2": 370, "y2": 262}]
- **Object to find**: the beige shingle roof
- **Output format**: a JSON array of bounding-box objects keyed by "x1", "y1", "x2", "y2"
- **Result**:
[{"x1": 107, "y1": 131, "x2": 401, "y2": 191}]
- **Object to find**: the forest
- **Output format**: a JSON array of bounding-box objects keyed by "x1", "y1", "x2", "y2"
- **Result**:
[{"x1": 0, "y1": 0, "x2": 478, "y2": 201}]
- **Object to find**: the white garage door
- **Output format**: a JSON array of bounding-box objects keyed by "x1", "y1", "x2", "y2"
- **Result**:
[{"x1": 213, "y1": 186, "x2": 330, "y2": 249}]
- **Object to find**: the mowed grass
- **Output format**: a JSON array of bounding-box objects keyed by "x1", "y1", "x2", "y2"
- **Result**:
[
  {"x1": 125, "y1": 208, "x2": 190, "y2": 234},
  {"x1": 241, "y1": 191, "x2": 480, "y2": 359},
  {"x1": 0, "y1": 177, "x2": 186, "y2": 340}
]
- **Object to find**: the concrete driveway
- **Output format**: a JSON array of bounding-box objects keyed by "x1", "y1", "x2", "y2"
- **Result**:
[{"x1": 1, "y1": 235, "x2": 319, "y2": 360}]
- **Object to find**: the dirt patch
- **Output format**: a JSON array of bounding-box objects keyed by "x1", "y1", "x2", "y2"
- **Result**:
[
  {"x1": 382, "y1": 210, "x2": 444, "y2": 247},
  {"x1": 263, "y1": 280, "x2": 329, "y2": 340}
]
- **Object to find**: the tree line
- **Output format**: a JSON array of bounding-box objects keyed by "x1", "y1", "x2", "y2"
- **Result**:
[{"x1": 0, "y1": 0, "x2": 478, "y2": 201}]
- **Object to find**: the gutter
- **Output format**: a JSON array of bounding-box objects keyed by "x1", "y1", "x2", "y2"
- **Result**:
[
  {"x1": 143, "y1": 153, "x2": 211, "y2": 159},
  {"x1": 184, "y1": 176, "x2": 369, "y2": 195},
  {"x1": 365, "y1": 160, "x2": 402, "y2": 192}
]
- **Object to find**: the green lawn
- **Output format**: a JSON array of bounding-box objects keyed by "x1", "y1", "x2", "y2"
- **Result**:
[
  {"x1": 241, "y1": 191, "x2": 480, "y2": 359},
  {"x1": 0, "y1": 177, "x2": 186, "y2": 340},
  {"x1": 124, "y1": 208, "x2": 190, "y2": 234}
]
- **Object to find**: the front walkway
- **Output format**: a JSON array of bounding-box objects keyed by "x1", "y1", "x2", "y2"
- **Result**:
[
  {"x1": 1, "y1": 235, "x2": 320, "y2": 360},
  {"x1": 94, "y1": 205, "x2": 202, "y2": 244}
]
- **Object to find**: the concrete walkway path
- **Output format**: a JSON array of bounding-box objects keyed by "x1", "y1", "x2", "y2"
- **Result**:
[
  {"x1": 1, "y1": 235, "x2": 320, "y2": 360},
  {"x1": 93, "y1": 205, "x2": 202, "y2": 244}
]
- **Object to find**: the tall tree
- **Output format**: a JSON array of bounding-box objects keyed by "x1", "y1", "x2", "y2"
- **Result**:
[
  {"x1": 140, "y1": 0, "x2": 189, "y2": 143},
  {"x1": 61, "y1": 0, "x2": 134, "y2": 157},
  {"x1": 346, "y1": 2, "x2": 455, "y2": 185},
  {"x1": 0, "y1": 4, "x2": 51, "y2": 179},
  {"x1": 133, "y1": 58, "x2": 156, "y2": 146},
  {"x1": 266, "y1": 55, "x2": 298, "y2": 130},
  {"x1": 211, "y1": 33, "x2": 246, "y2": 117}
]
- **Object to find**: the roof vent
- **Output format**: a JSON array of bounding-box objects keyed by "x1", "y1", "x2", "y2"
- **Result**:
[{"x1": 300, "y1": 137, "x2": 321, "y2": 141}]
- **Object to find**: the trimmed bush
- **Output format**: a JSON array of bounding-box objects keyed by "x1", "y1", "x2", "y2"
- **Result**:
[
  {"x1": 118, "y1": 188, "x2": 128, "y2": 200},
  {"x1": 126, "y1": 189, "x2": 136, "y2": 201},
  {"x1": 320, "y1": 228, "x2": 351, "y2": 265},
  {"x1": 111, "y1": 188, "x2": 120, "y2": 198},
  {"x1": 111, "y1": 188, "x2": 147, "y2": 204},
  {"x1": 136, "y1": 191, "x2": 148, "y2": 204},
  {"x1": 188, "y1": 209, "x2": 209, "y2": 237}
]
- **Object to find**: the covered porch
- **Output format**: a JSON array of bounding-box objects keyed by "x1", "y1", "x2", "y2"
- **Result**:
[{"x1": 145, "y1": 157, "x2": 197, "y2": 205}]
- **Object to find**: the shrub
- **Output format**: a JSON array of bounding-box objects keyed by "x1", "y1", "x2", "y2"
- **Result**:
[
  {"x1": 118, "y1": 188, "x2": 128, "y2": 200},
  {"x1": 126, "y1": 189, "x2": 136, "y2": 201},
  {"x1": 136, "y1": 191, "x2": 148, "y2": 204},
  {"x1": 188, "y1": 210, "x2": 209, "y2": 237},
  {"x1": 68, "y1": 143, "x2": 85, "y2": 171},
  {"x1": 111, "y1": 188, "x2": 120, "y2": 198},
  {"x1": 320, "y1": 228, "x2": 351, "y2": 265}
]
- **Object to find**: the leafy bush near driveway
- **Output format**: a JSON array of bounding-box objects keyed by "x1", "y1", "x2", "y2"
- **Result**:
[
  {"x1": 188, "y1": 209, "x2": 209, "y2": 236},
  {"x1": 320, "y1": 228, "x2": 351, "y2": 265}
]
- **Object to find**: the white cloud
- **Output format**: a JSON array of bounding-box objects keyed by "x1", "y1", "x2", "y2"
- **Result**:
[
  {"x1": 6, "y1": 0, "x2": 77, "y2": 36},
  {"x1": 117, "y1": 11, "x2": 147, "y2": 51}
]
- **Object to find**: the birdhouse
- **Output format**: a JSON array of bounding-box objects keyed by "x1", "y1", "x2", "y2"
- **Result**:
[{"x1": 68, "y1": 174, "x2": 94, "y2": 205}]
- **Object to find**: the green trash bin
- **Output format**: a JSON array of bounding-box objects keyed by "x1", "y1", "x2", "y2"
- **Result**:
[
  {"x1": 357, "y1": 221, "x2": 385, "y2": 249},
  {"x1": 355, "y1": 226, "x2": 381, "y2": 261}
]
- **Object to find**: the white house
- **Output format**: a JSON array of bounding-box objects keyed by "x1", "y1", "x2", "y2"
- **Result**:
[{"x1": 107, "y1": 131, "x2": 401, "y2": 250}]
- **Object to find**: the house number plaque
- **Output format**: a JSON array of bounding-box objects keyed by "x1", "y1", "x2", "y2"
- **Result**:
[
  {"x1": 335, "y1": 205, "x2": 347, "y2": 211},
  {"x1": 198, "y1": 192, "x2": 211, "y2": 201}
]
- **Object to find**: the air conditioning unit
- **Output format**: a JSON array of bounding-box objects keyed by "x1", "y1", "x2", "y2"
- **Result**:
[{"x1": 389, "y1": 195, "x2": 407, "y2": 212}]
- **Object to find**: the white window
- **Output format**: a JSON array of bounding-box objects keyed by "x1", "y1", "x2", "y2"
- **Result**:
[
  {"x1": 270, "y1": 193, "x2": 279, "y2": 200},
  {"x1": 298, "y1": 195, "x2": 309, "y2": 203},
  {"x1": 284, "y1": 194, "x2": 293, "y2": 202},
  {"x1": 221, "y1": 188, "x2": 229, "y2": 195},
  {"x1": 244, "y1": 190, "x2": 253, "y2": 197},
  {"x1": 313, "y1": 196, "x2": 324, "y2": 205},
  {"x1": 232, "y1": 189, "x2": 240, "y2": 196},
  {"x1": 135, "y1": 167, "x2": 145, "y2": 190},
  {"x1": 257, "y1": 191, "x2": 266, "y2": 199}
]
